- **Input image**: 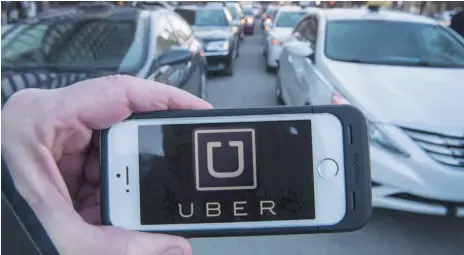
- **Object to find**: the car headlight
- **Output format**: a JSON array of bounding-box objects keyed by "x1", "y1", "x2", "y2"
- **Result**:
[
  {"x1": 247, "y1": 17, "x2": 254, "y2": 23},
  {"x1": 270, "y1": 36, "x2": 282, "y2": 46},
  {"x1": 368, "y1": 122, "x2": 410, "y2": 157},
  {"x1": 330, "y1": 91, "x2": 409, "y2": 157},
  {"x1": 205, "y1": 40, "x2": 230, "y2": 51}
]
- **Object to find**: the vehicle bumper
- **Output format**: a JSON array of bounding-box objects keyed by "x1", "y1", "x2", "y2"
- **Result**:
[
  {"x1": 244, "y1": 23, "x2": 254, "y2": 33},
  {"x1": 267, "y1": 44, "x2": 283, "y2": 68},
  {"x1": 371, "y1": 145, "x2": 464, "y2": 217},
  {"x1": 204, "y1": 51, "x2": 232, "y2": 71}
]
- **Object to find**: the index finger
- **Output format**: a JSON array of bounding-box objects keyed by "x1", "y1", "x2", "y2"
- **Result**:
[{"x1": 58, "y1": 75, "x2": 212, "y2": 130}]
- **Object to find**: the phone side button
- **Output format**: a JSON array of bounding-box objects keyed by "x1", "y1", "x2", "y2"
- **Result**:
[{"x1": 317, "y1": 158, "x2": 339, "y2": 179}]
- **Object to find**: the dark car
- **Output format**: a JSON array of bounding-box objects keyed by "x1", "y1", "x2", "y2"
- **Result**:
[
  {"x1": 1, "y1": 3, "x2": 208, "y2": 103},
  {"x1": 175, "y1": 5, "x2": 240, "y2": 76},
  {"x1": 242, "y1": 4, "x2": 256, "y2": 35}
]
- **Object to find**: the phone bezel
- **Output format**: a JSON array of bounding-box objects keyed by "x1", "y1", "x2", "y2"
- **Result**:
[{"x1": 106, "y1": 113, "x2": 346, "y2": 231}]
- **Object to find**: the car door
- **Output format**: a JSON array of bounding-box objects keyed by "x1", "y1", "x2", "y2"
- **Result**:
[
  {"x1": 167, "y1": 12, "x2": 204, "y2": 97},
  {"x1": 299, "y1": 15, "x2": 333, "y2": 106},
  {"x1": 282, "y1": 17, "x2": 312, "y2": 106}
]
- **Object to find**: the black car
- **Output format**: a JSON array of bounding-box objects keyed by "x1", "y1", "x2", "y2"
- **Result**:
[
  {"x1": 175, "y1": 5, "x2": 241, "y2": 76},
  {"x1": 1, "y1": 3, "x2": 208, "y2": 104}
]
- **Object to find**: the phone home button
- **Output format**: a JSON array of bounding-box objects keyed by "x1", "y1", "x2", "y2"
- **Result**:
[{"x1": 317, "y1": 158, "x2": 339, "y2": 179}]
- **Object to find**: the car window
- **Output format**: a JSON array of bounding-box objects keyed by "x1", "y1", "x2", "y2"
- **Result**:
[
  {"x1": 1, "y1": 25, "x2": 48, "y2": 58},
  {"x1": 267, "y1": 9, "x2": 278, "y2": 19},
  {"x1": 1, "y1": 19, "x2": 149, "y2": 72},
  {"x1": 294, "y1": 16, "x2": 317, "y2": 49},
  {"x1": 155, "y1": 15, "x2": 180, "y2": 57},
  {"x1": 243, "y1": 7, "x2": 253, "y2": 16},
  {"x1": 275, "y1": 11, "x2": 307, "y2": 28},
  {"x1": 308, "y1": 17, "x2": 318, "y2": 49},
  {"x1": 293, "y1": 17, "x2": 311, "y2": 41},
  {"x1": 419, "y1": 26, "x2": 463, "y2": 57},
  {"x1": 299, "y1": 16, "x2": 318, "y2": 49},
  {"x1": 168, "y1": 13, "x2": 194, "y2": 44},
  {"x1": 177, "y1": 8, "x2": 229, "y2": 27},
  {"x1": 325, "y1": 20, "x2": 464, "y2": 67}
]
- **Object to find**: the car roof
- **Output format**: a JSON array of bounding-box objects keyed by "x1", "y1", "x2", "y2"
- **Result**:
[
  {"x1": 266, "y1": 5, "x2": 280, "y2": 10},
  {"x1": 278, "y1": 5, "x2": 305, "y2": 11},
  {"x1": 176, "y1": 4, "x2": 225, "y2": 11},
  {"x1": 277, "y1": 6, "x2": 307, "y2": 13},
  {"x1": 320, "y1": 8, "x2": 437, "y2": 24},
  {"x1": 30, "y1": 3, "x2": 152, "y2": 23}
]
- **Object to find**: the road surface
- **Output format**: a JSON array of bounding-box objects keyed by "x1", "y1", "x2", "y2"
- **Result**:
[{"x1": 190, "y1": 25, "x2": 464, "y2": 255}]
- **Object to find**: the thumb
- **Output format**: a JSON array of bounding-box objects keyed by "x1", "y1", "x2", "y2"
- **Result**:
[{"x1": 102, "y1": 226, "x2": 193, "y2": 255}]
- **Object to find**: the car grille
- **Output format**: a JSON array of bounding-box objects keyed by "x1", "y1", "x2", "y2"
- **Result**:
[
  {"x1": 200, "y1": 38, "x2": 218, "y2": 45},
  {"x1": 403, "y1": 128, "x2": 464, "y2": 168}
]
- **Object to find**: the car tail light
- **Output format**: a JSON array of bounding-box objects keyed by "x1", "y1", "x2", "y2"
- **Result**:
[
  {"x1": 331, "y1": 92, "x2": 350, "y2": 105},
  {"x1": 271, "y1": 39, "x2": 279, "y2": 45},
  {"x1": 265, "y1": 18, "x2": 272, "y2": 23},
  {"x1": 241, "y1": 18, "x2": 246, "y2": 25}
]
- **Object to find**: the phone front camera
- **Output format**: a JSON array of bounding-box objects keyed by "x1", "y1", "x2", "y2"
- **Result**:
[
  {"x1": 126, "y1": 189, "x2": 129, "y2": 193},
  {"x1": 116, "y1": 174, "x2": 121, "y2": 178}
]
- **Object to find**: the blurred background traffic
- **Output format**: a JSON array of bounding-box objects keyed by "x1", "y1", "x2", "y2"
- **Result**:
[{"x1": 1, "y1": 1, "x2": 464, "y2": 255}]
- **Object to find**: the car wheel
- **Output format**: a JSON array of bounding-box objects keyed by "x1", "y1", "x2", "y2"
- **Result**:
[
  {"x1": 199, "y1": 71, "x2": 207, "y2": 100},
  {"x1": 224, "y1": 56, "x2": 234, "y2": 76},
  {"x1": 276, "y1": 78, "x2": 285, "y2": 105},
  {"x1": 266, "y1": 64, "x2": 276, "y2": 73}
]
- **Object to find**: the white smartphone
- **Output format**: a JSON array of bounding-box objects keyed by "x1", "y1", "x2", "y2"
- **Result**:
[{"x1": 100, "y1": 106, "x2": 371, "y2": 237}]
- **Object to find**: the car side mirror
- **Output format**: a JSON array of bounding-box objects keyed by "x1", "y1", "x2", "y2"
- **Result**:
[
  {"x1": 157, "y1": 47, "x2": 192, "y2": 67},
  {"x1": 285, "y1": 40, "x2": 314, "y2": 58}
]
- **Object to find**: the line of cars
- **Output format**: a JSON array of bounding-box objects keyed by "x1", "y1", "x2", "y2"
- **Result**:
[
  {"x1": 1, "y1": 1, "x2": 263, "y2": 105},
  {"x1": 268, "y1": 5, "x2": 464, "y2": 217},
  {"x1": 173, "y1": 2, "x2": 262, "y2": 76}
]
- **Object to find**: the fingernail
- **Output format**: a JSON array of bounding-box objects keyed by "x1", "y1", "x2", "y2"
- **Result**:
[{"x1": 162, "y1": 247, "x2": 184, "y2": 255}]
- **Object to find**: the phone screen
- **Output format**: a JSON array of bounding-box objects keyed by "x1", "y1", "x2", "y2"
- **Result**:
[{"x1": 138, "y1": 120, "x2": 315, "y2": 225}]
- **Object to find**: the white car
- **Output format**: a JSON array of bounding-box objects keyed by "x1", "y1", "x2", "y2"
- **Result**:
[
  {"x1": 277, "y1": 8, "x2": 464, "y2": 217},
  {"x1": 263, "y1": 6, "x2": 309, "y2": 72}
]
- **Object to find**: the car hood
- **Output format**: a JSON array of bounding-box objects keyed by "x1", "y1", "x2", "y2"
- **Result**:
[
  {"x1": 193, "y1": 26, "x2": 232, "y2": 40},
  {"x1": 1, "y1": 69, "x2": 115, "y2": 104},
  {"x1": 326, "y1": 61, "x2": 464, "y2": 134},
  {"x1": 269, "y1": 27, "x2": 293, "y2": 40}
]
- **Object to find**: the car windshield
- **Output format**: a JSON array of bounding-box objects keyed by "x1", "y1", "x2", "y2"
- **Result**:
[
  {"x1": 1, "y1": 19, "x2": 148, "y2": 72},
  {"x1": 243, "y1": 7, "x2": 253, "y2": 16},
  {"x1": 189, "y1": 9, "x2": 229, "y2": 27},
  {"x1": 325, "y1": 20, "x2": 464, "y2": 68},
  {"x1": 266, "y1": 9, "x2": 278, "y2": 19},
  {"x1": 275, "y1": 11, "x2": 307, "y2": 28}
]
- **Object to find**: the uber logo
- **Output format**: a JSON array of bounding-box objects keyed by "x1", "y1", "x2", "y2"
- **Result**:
[{"x1": 194, "y1": 128, "x2": 257, "y2": 191}]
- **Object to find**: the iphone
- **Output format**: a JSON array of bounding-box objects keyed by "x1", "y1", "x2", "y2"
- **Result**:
[{"x1": 100, "y1": 106, "x2": 371, "y2": 237}]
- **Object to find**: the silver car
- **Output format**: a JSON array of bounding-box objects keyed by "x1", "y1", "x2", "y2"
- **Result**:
[{"x1": 277, "y1": 8, "x2": 464, "y2": 217}]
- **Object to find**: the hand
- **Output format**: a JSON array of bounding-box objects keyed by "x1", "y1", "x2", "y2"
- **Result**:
[{"x1": 2, "y1": 75, "x2": 212, "y2": 255}]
